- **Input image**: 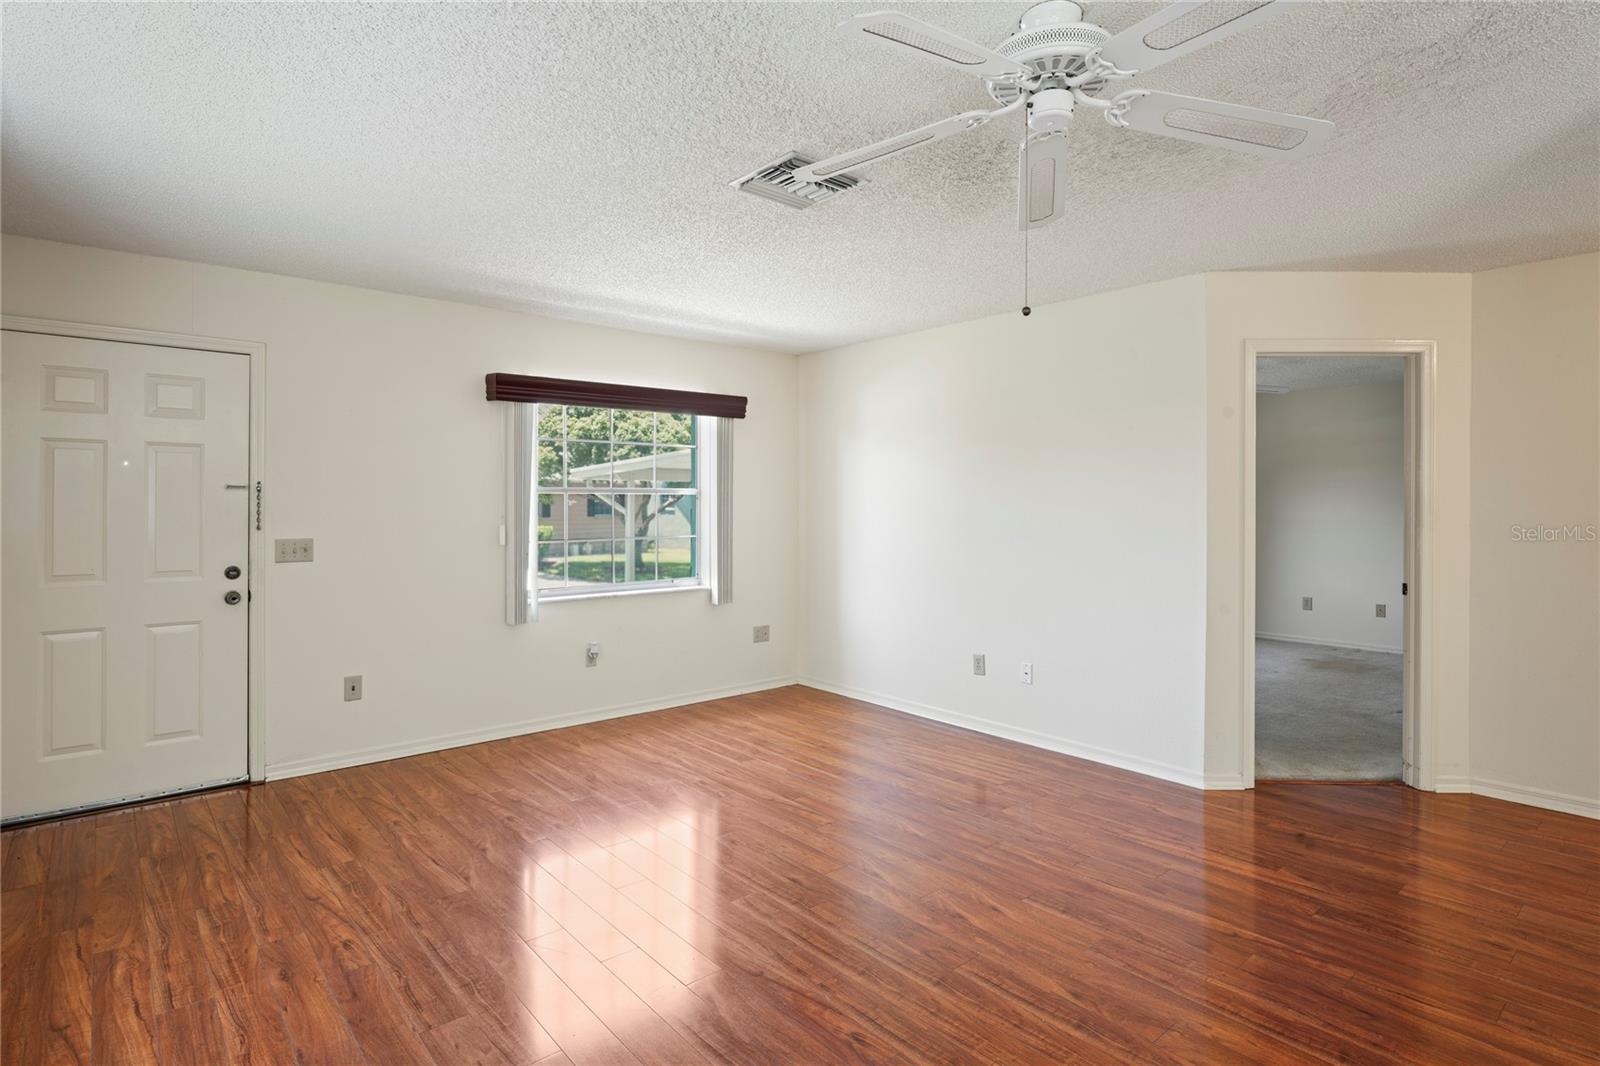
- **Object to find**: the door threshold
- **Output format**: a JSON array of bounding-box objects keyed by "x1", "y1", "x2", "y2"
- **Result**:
[
  {"x1": 1, "y1": 777, "x2": 250, "y2": 830},
  {"x1": 1256, "y1": 778, "x2": 1405, "y2": 786}
]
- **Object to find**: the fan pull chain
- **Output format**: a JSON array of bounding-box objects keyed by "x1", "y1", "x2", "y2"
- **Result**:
[
  {"x1": 1022, "y1": 212, "x2": 1031, "y2": 317},
  {"x1": 1021, "y1": 109, "x2": 1032, "y2": 318}
]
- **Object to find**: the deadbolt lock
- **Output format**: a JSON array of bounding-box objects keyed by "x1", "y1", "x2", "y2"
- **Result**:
[
  {"x1": 224, "y1": 590, "x2": 242, "y2": 606},
  {"x1": 224, "y1": 565, "x2": 242, "y2": 580}
]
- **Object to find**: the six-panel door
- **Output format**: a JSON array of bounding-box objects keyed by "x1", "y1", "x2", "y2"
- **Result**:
[{"x1": 2, "y1": 330, "x2": 250, "y2": 822}]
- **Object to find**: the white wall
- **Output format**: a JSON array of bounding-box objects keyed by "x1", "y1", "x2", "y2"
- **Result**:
[
  {"x1": 798, "y1": 276, "x2": 1211, "y2": 787},
  {"x1": 1203, "y1": 272, "x2": 1474, "y2": 791},
  {"x1": 1469, "y1": 253, "x2": 1599, "y2": 816},
  {"x1": 1, "y1": 235, "x2": 799, "y2": 777},
  {"x1": 7, "y1": 232, "x2": 1594, "y2": 818},
  {"x1": 1256, "y1": 381, "x2": 1405, "y2": 652}
]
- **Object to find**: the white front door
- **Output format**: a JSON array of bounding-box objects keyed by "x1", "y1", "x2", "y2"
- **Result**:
[{"x1": 2, "y1": 330, "x2": 251, "y2": 822}]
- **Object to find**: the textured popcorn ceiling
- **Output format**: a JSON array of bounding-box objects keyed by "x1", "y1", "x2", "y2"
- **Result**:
[
  {"x1": 3, "y1": 2, "x2": 1597, "y2": 353},
  {"x1": 1257, "y1": 355, "x2": 1404, "y2": 392}
]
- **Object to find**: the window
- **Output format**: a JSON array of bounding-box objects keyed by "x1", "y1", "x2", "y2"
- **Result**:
[{"x1": 534, "y1": 404, "x2": 700, "y2": 596}]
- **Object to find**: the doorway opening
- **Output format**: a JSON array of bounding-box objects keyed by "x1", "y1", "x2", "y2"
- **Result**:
[{"x1": 1242, "y1": 342, "x2": 1435, "y2": 789}]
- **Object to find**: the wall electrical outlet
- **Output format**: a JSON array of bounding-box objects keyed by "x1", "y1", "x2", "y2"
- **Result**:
[
  {"x1": 1020, "y1": 662, "x2": 1033, "y2": 685},
  {"x1": 972, "y1": 654, "x2": 986, "y2": 677},
  {"x1": 1302, "y1": 596, "x2": 1314, "y2": 611},
  {"x1": 275, "y1": 538, "x2": 314, "y2": 563},
  {"x1": 586, "y1": 642, "x2": 600, "y2": 668},
  {"x1": 343, "y1": 675, "x2": 362, "y2": 701},
  {"x1": 1375, "y1": 603, "x2": 1387, "y2": 618},
  {"x1": 753, "y1": 625, "x2": 770, "y2": 643}
]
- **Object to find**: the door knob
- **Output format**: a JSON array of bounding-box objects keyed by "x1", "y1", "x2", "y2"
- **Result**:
[
  {"x1": 224, "y1": 590, "x2": 242, "y2": 606},
  {"x1": 224, "y1": 565, "x2": 242, "y2": 580}
]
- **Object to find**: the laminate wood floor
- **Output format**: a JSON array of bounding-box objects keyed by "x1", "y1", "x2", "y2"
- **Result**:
[{"x1": 4, "y1": 685, "x2": 1597, "y2": 1064}]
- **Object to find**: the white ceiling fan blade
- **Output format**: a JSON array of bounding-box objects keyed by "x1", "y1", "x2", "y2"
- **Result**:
[
  {"x1": 1113, "y1": 90, "x2": 1332, "y2": 158},
  {"x1": 1018, "y1": 133, "x2": 1069, "y2": 230},
  {"x1": 1098, "y1": 1, "x2": 1294, "y2": 75},
  {"x1": 840, "y1": 11, "x2": 1030, "y2": 81},
  {"x1": 791, "y1": 102, "x2": 1018, "y2": 185}
]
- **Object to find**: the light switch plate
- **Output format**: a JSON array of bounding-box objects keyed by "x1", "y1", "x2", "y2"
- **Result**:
[
  {"x1": 344, "y1": 675, "x2": 362, "y2": 701},
  {"x1": 1301, "y1": 596, "x2": 1313, "y2": 611},
  {"x1": 753, "y1": 625, "x2": 770, "y2": 643},
  {"x1": 275, "y1": 538, "x2": 314, "y2": 563},
  {"x1": 972, "y1": 654, "x2": 986, "y2": 677},
  {"x1": 1375, "y1": 603, "x2": 1387, "y2": 618},
  {"x1": 1020, "y1": 661, "x2": 1033, "y2": 685}
]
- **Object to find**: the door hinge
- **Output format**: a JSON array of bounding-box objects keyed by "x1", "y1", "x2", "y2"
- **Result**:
[
  {"x1": 1402, "y1": 581, "x2": 1408, "y2": 596},
  {"x1": 254, "y1": 481, "x2": 263, "y2": 532}
]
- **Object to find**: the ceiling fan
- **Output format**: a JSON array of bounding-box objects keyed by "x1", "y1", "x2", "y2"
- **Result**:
[{"x1": 762, "y1": 0, "x2": 1334, "y2": 229}]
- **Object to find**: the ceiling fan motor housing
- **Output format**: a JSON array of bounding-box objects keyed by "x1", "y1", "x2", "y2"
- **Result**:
[{"x1": 987, "y1": 0, "x2": 1112, "y2": 106}]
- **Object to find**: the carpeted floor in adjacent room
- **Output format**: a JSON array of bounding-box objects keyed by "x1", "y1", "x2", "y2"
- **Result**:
[{"x1": 1255, "y1": 638, "x2": 1403, "y2": 780}]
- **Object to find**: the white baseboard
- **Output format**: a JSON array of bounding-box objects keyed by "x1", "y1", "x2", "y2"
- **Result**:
[
  {"x1": 1468, "y1": 776, "x2": 1600, "y2": 820},
  {"x1": 264, "y1": 674, "x2": 1598, "y2": 823},
  {"x1": 265, "y1": 676, "x2": 799, "y2": 781},
  {"x1": 798, "y1": 677, "x2": 1206, "y2": 790},
  {"x1": 1256, "y1": 631, "x2": 1403, "y2": 655},
  {"x1": 1415, "y1": 773, "x2": 1594, "y2": 818}
]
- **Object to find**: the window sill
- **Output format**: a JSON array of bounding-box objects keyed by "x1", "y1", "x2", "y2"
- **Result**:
[{"x1": 537, "y1": 583, "x2": 709, "y2": 605}]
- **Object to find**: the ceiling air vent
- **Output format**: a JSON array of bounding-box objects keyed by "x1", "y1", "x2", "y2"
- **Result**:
[{"x1": 730, "y1": 153, "x2": 864, "y2": 209}]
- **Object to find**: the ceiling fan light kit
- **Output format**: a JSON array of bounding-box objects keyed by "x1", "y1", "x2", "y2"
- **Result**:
[{"x1": 742, "y1": 0, "x2": 1334, "y2": 231}]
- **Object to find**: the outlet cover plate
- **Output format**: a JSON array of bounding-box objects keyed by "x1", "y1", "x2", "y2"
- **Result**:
[
  {"x1": 972, "y1": 654, "x2": 986, "y2": 677},
  {"x1": 1376, "y1": 603, "x2": 1387, "y2": 618},
  {"x1": 753, "y1": 625, "x2": 770, "y2": 643},
  {"x1": 1020, "y1": 662, "x2": 1033, "y2": 685}
]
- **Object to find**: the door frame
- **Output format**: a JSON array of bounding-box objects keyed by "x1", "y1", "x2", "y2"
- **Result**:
[
  {"x1": 2, "y1": 315, "x2": 268, "y2": 784},
  {"x1": 1241, "y1": 338, "x2": 1437, "y2": 791}
]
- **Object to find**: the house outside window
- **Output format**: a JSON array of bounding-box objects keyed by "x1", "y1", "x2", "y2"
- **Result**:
[{"x1": 535, "y1": 404, "x2": 700, "y2": 595}]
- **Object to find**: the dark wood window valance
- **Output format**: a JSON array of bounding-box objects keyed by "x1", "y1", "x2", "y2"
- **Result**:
[{"x1": 485, "y1": 373, "x2": 747, "y2": 419}]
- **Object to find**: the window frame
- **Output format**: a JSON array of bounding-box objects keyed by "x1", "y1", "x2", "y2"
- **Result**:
[{"x1": 532, "y1": 405, "x2": 707, "y2": 602}]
